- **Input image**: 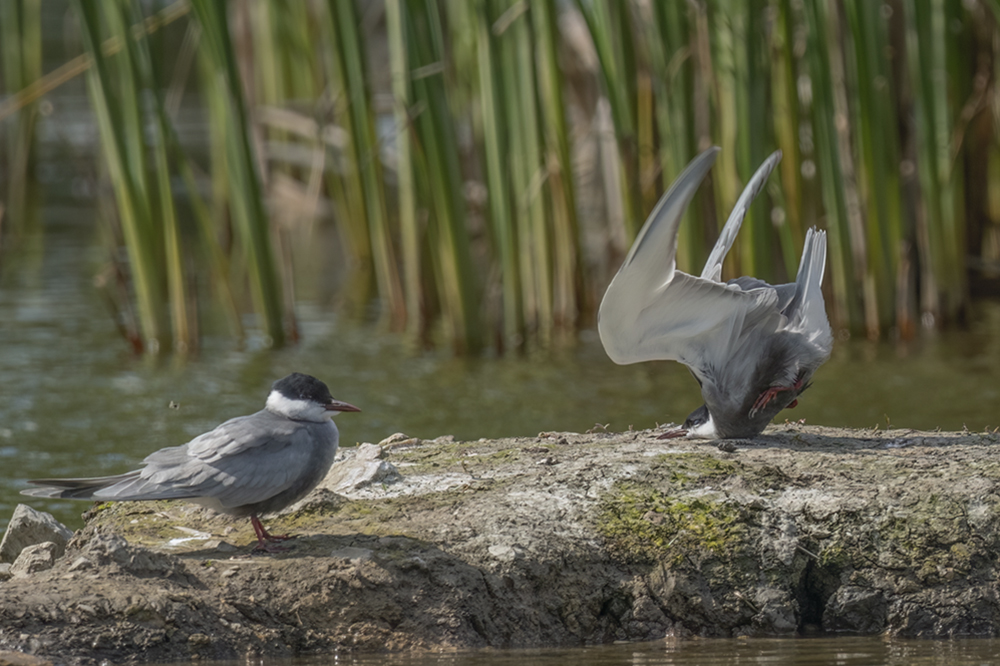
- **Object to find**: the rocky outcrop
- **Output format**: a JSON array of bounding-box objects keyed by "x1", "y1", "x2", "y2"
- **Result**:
[
  {"x1": 0, "y1": 504, "x2": 74, "y2": 565},
  {"x1": 1, "y1": 425, "x2": 999, "y2": 664}
]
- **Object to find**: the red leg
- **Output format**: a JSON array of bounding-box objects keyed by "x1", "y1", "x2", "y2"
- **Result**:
[
  {"x1": 250, "y1": 515, "x2": 292, "y2": 553},
  {"x1": 750, "y1": 377, "x2": 806, "y2": 417},
  {"x1": 750, "y1": 385, "x2": 790, "y2": 415}
]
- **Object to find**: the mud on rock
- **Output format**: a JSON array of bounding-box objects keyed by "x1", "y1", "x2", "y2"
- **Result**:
[{"x1": 2, "y1": 424, "x2": 1000, "y2": 664}]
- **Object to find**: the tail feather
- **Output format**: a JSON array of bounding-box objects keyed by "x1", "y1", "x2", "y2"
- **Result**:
[{"x1": 22, "y1": 471, "x2": 141, "y2": 500}]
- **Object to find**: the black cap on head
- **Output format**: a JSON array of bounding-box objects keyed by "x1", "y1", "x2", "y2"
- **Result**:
[
  {"x1": 272, "y1": 373, "x2": 334, "y2": 404},
  {"x1": 683, "y1": 404, "x2": 710, "y2": 430}
]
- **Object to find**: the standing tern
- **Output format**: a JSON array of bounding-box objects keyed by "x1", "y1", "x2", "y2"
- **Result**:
[
  {"x1": 23, "y1": 373, "x2": 360, "y2": 551},
  {"x1": 598, "y1": 147, "x2": 833, "y2": 439}
]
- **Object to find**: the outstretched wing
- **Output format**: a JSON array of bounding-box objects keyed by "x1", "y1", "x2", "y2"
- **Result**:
[
  {"x1": 701, "y1": 150, "x2": 782, "y2": 281},
  {"x1": 598, "y1": 147, "x2": 784, "y2": 371}
]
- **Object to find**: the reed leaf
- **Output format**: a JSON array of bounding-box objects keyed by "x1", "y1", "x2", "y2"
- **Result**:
[
  {"x1": 574, "y1": 0, "x2": 641, "y2": 241},
  {"x1": 385, "y1": 0, "x2": 425, "y2": 343},
  {"x1": 74, "y1": 0, "x2": 167, "y2": 352},
  {"x1": 406, "y1": 0, "x2": 482, "y2": 353},
  {"x1": 903, "y1": 0, "x2": 966, "y2": 324},
  {"x1": 644, "y1": 0, "x2": 701, "y2": 273},
  {"x1": 475, "y1": 0, "x2": 522, "y2": 348},
  {"x1": 325, "y1": 0, "x2": 406, "y2": 330},
  {"x1": 803, "y1": 0, "x2": 859, "y2": 328},
  {"x1": 0, "y1": 0, "x2": 42, "y2": 240},
  {"x1": 843, "y1": 1, "x2": 905, "y2": 336},
  {"x1": 190, "y1": 0, "x2": 286, "y2": 347},
  {"x1": 532, "y1": 0, "x2": 582, "y2": 333}
]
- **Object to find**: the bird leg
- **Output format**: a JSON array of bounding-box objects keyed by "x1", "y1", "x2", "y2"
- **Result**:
[
  {"x1": 250, "y1": 514, "x2": 292, "y2": 553},
  {"x1": 749, "y1": 377, "x2": 806, "y2": 417}
]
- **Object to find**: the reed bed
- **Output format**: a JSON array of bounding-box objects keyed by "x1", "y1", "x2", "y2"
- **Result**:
[{"x1": 2, "y1": 0, "x2": 999, "y2": 353}]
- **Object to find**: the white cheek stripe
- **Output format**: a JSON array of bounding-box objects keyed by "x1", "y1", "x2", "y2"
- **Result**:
[
  {"x1": 266, "y1": 391, "x2": 305, "y2": 414},
  {"x1": 687, "y1": 414, "x2": 718, "y2": 439}
]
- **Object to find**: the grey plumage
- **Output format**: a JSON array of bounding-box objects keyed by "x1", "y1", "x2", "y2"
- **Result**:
[
  {"x1": 599, "y1": 147, "x2": 832, "y2": 439},
  {"x1": 23, "y1": 373, "x2": 360, "y2": 550}
]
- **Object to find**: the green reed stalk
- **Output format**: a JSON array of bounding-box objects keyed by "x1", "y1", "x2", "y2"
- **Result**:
[
  {"x1": 507, "y1": 2, "x2": 553, "y2": 344},
  {"x1": 705, "y1": 0, "x2": 738, "y2": 248},
  {"x1": 326, "y1": 0, "x2": 406, "y2": 330},
  {"x1": 741, "y1": 0, "x2": 773, "y2": 280},
  {"x1": 770, "y1": 0, "x2": 804, "y2": 269},
  {"x1": 475, "y1": 0, "x2": 523, "y2": 348},
  {"x1": 844, "y1": 1, "x2": 905, "y2": 335},
  {"x1": 532, "y1": 0, "x2": 581, "y2": 332},
  {"x1": 406, "y1": 0, "x2": 482, "y2": 354},
  {"x1": 118, "y1": 0, "x2": 193, "y2": 353},
  {"x1": 645, "y1": 0, "x2": 701, "y2": 273},
  {"x1": 705, "y1": 0, "x2": 772, "y2": 280},
  {"x1": 385, "y1": 0, "x2": 425, "y2": 343},
  {"x1": 316, "y1": 6, "x2": 372, "y2": 299},
  {"x1": 575, "y1": 0, "x2": 640, "y2": 240},
  {"x1": 0, "y1": 0, "x2": 42, "y2": 239},
  {"x1": 75, "y1": 0, "x2": 168, "y2": 353},
  {"x1": 191, "y1": 0, "x2": 286, "y2": 347},
  {"x1": 803, "y1": 0, "x2": 858, "y2": 328},
  {"x1": 903, "y1": 0, "x2": 966, "y2": 324}
]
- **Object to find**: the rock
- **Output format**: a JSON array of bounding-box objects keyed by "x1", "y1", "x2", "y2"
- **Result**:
[
  {"x1": 0, "y1": 504, "x2": 74, "y2": 564},
  {"x1": 79, "y1": 531, "x2": 184, "y2": 579},
  {"x1": 379, "y1": 433, "x2": 422, "y2": 449},
  {"x1": 203, "y1": 539, "x2": 238, "y2": 553},
  {"x1": 329, "y1": 546, "x2": 372, "y2": 561},
  {"x1": 10, "y1": 542, "x2": 59, "y2": 576},
  {"x1": 66, "y1": 557, "x2": 92, "y2": 573},
  {"x1": 319, "y1": 444, "x2": 402, "y2": 494},
  {"x1": 0, "y1": 650, "x2": 54, "y2": 666},
  {"x1": 823, "y1": 586, "x2": 888, "y2": 633},
  {"x1": 0, "y1": 563, "x2": 11, "y2": 581},
  {"x1": 0, "y1": 425, "x2": 998, "y2": 664}
]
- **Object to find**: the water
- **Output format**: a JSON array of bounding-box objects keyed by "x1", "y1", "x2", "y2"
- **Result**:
[{"x1": 158, "y1": 636, "x2": 1000, "y2": 666}]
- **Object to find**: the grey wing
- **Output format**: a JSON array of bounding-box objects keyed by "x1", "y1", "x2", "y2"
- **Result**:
[
  {"x1": 188, "y1": 427, "x2": 327, "y2": 509},
  {"x1": 93, "y1": 414, "x2": 328, "y2": 509},
  {"x1": 700, "y1": 150, "x2": 782, "y2": 282},
  {"x1": 601, "y1": 269, "x2": 781, "y2": 368},
  {"x1": 599, "y1": 146, "x2": 781, "y2": 368},
  {"x1": 612, "y1": 147, "x2": 719, "y2": 296}
]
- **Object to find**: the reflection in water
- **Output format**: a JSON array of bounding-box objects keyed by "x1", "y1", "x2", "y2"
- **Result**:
[
  {"x1": 155, "y1": 636, "x2": 1000, "y2": 666},
  {"x1": 1, "y1": 211, "x2": 999, "y2": 530}
]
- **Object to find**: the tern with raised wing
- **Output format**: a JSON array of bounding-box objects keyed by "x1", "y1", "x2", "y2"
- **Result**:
[{"x1": 599, "y1": 148, "x2": 832, "y2": 439}]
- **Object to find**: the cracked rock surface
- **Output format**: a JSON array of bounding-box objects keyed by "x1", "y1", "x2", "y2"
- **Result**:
[{"x1": 1, "y1": 424, "x2": 999, "y2": 664}]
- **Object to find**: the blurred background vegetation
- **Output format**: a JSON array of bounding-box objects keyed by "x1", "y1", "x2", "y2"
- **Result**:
[{"x1": 2, "y1": 0, "x2": 1000, "y2": 357}]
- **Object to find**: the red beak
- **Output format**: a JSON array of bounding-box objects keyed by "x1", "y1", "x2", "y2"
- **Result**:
[{"x1": 326, "y1": 399, "x2": 361, "y2": 413}]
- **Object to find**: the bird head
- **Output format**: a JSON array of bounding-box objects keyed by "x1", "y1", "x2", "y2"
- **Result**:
[{"x1": 266, "y1": 373, "x2": 361, "y2": 422}]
